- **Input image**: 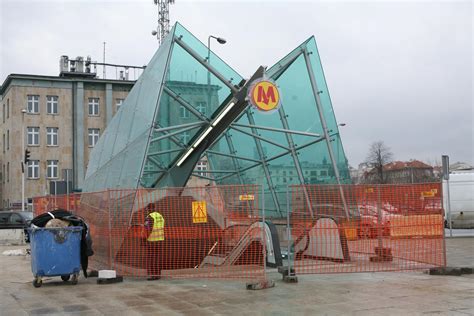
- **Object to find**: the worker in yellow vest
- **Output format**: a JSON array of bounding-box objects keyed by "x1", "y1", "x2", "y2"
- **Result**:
[{"x1": 145, "y1": 210, "x2": 165, "y2": 280}]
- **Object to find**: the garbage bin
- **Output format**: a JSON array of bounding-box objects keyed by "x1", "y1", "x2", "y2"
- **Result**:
[{"x1": 28, "y1": 226, "x2": 83, "y2": 288}]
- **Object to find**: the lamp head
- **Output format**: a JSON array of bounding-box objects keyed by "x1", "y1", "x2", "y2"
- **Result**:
[{"x1": 216, "y1": 37, "x2": 227, "y2": 44}]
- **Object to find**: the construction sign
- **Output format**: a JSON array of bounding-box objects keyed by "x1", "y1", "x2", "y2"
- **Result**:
[
  {"x1": 192, "y1": 201, "x2": 207, "y2": 224},
  {"x1": 421, "y1": 190, "x2": 436, "y2": 198},
  {"x1": 239, "y1": 194, "x2": 255, "y2": 201}
]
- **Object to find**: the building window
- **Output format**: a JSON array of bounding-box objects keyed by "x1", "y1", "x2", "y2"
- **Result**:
[
  {"x1": 180, "y1": 131, "x2": 190, "y2": 144},
  {"x1": 88, "y1": 128, "x2": 100, "y2": 147},
  {"x1": 116, "y1": 98, "x2": 124, "y2": 111},
  {"x1": 88, "y1": 98, "x2": 100, "y2": 116},
  {"x1": 196, "y1": 102, "x2": 207, "y2": 115},
  {"x1": 6, "y1": 130, "x2": 9, "y2": 150},
  {"x1": 46, "y1": 127, "x2": 58, "y2": 146},
  {"x1": 47, "y1": 96, "x2": 59, "y2": 114},
  {"x1": 2, "y1": 104, "x2": 4, "y2": 123},
  {"x1": 6, "y1": 99, "x2": 9, "y2": 118},
  {"x1": 2, "y1": 134, "x2": 4, "y2": 153},
  {"x1": 7, "y1": 162, "x2": 9, "y2": 182},
  {"x1": 27, "y1": 95, "x2": 39, "y2": 113},
  {"x1": 27, "y1": 127, "x2": 40, "y2": 146},
  {"x1": 196, "y1": 160, "x2": 207, "y2": 177},
  {"x1": 47, "y1": 160, "x2": 59, "y2": 179},
  {"x1": 179, "y1": 106, "x2": 189, "y2": 118},
  {"x1": 27, "y1": 160, "x2": 39, "y2": 179}
]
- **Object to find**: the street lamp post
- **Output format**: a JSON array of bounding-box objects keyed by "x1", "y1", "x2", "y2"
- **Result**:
[
  {"x1": 207, "y1": 35, "x2": 227, "y2": 111},
  {"x1": 21, "y1": 109, "x2": 27, "y2": 212}
]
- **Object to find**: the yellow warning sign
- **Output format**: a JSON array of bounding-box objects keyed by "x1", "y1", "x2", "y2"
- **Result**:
[
  {"x1": 192, "y1": 201, "x2": 207, "y2": 223},
  {"x1": 239, "y1": 194, "x2": 255, "y2": 201},
  {"x1": 421, "y1": 191, "x2": 435, "y2": 198}
]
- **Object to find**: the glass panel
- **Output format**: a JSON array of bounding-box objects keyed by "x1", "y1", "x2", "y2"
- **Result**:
[
  {"x1": 305, "y1": 38, "x2": 340, "y2": 134},
  {"x1": 174, "y1": 23, "x2": 243, "y2": 88},
  {"x1": 140, "y1": 23, "x2": 245, "y2": 188},
  {"x1": 164, "y1": 44, "x2": 234, "y2": 119},
  {"x1": 118, "y1": 131, "x2": 150, "y2": 189},
  {"x1": 83, "y1": 25, "x2": 175, "y2": 191},
  {"x1": 331, "y1": 134, "x2": 351, "y2": 183},
  {"x1": 112, "y1": 79, "x2": 142, "y2": 157},
  {"x1": 128, "y1": 29, "x2": 176, "y2": 141},
  {"x1": 104, "y1": 154, "x2": 125, "y2": 189},
  {"x1": 271, "y1": 54, "x2": 325, "y2": 145},
  {"x1": 98, "y1": 109, "x2": 123, "y2": 168}
]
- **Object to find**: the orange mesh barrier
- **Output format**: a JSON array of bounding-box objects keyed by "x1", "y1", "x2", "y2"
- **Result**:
[
  {"x1": 288, "y1": 183, "x2": 446, "y2": 274},
  {"x1": 32, "y1": 182, "x2": 446, "y2": 279},
  {"x1": 34, "y1": 185, "x2": 266, "y2": 281},
  {"x1": 33, "y1": 193, "x2": 81, "y2": 216}
]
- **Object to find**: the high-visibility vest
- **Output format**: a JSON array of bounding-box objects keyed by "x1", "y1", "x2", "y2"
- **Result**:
[{"x1": 147, "y1": 212, "x2": 165, "y2": 242}]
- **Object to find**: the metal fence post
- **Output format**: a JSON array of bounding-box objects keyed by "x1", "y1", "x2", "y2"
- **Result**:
[
  {"x1": 376, "y1": 185, "x2": 383, "y2": 251},
  {"x1": 262, "y1": 183, "x2": 266, "y2": 279},
  {"x1": 287, "y1": 185, "x2": 293, "y2": 276},
  {"x1": 107, "y1": 190, "x2": 113, "y2": 270}
]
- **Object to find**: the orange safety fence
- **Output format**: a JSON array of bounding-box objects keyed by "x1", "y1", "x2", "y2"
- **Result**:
[
  {"x1": 33, "y1": 193, "x2": 81, "y2": 216},
  {"x1": 33, "y1": 185, "x2": 266, "y2": 281},
  {"x1": 288, "y1": 183, "x2": 446, "y2": 274},
  {"x1": 32, "y1": 182, "x2": 446, "y2": 279}
]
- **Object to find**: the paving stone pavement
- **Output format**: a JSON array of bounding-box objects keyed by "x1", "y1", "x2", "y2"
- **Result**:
[{"x1": 0, "y1": 237, "x2": 472, "y2": 315}]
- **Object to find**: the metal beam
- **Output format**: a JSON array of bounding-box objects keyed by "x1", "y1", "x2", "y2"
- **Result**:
[
  {"x1": 147, "y1": 148, "x2": 183, "y2": 157},
  {"x1": 224, "y1": 132, "x2": 245, "y2": 184},
  {"x1": 192, "y1": 169, "x2": 238, "y2": 174},
  {"x1": 190, "y1": 173, "x2": 216, "y2": 181},
  {"x1": 267, "y1": 48, "x2": 304, "y2": 80},
  {"x1": 206, "y1": 150, "x2": 262, "y2": 164},
  {"x1": 174, "y1": 36, "x2": 238, "y2": 93},
  {"x1": 246, "y1": 110, "x2": 282, "y2": 217},
  {"x1": 230, "y1": 126, "x2": 290, "y2": 151},
  {"x1": 153, "y1": 66, "x2": 265, "y2": 188},
  {"x1": 163, "y1": 86, "x2": 210, "y2": 123},
  {"x1": 150, "y1": 123, "x2": 204, "y2": 143},
  {"x1": 231, "y1": 122, "x2": 320, "y2": 137},
  {"x1": 277, "y1": 104, "x2": 314, "y2": 218},
  {"x1": 215, "y1": 136, "x2": 327, "y2": 182},
  {"x1": 303, "y1": 48, "x2": 350, "y2": 219},
  {"x1": 154, "y1": 121, "x2": 205, "y2": 133}
]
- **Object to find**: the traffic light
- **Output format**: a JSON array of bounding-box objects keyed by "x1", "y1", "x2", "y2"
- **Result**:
[{"x1": 24, "y1": 149, "x2": 31, "y2": 164}]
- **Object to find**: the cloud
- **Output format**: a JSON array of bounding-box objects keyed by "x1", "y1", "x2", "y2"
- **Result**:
[{"x1": 1, "y1": 0, "x2": 472, "y2": 166}]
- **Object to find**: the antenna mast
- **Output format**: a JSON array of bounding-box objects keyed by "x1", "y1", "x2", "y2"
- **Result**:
[{"x1": 153, "y1": 0, "x2": 175, "y2": 45}]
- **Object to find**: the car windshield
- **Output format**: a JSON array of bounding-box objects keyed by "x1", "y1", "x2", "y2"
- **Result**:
[{"x1": 20, "y1": 212, "x2": 33, "y2": 220}]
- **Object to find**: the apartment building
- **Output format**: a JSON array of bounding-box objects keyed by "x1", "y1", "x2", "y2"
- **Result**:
[{"x1": 0, "y1": 63, "x2": 134, "y2": 210}]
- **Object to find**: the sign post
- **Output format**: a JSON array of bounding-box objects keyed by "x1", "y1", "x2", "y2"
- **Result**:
[{"x1": 442, "y1": 155, "x2": 452, "y2": 237}]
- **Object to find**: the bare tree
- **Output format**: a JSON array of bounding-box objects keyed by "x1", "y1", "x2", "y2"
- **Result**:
[{"x1": 365, "y1": 141, "x2": 394, "y2": 184}]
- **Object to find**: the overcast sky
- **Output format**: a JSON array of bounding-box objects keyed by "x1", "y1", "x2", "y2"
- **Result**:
[{"x1": 1, "y1": 0, "x2": 472, "y2": 167}]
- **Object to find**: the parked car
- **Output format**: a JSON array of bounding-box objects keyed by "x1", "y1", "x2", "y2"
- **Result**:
[
  {"x1": 356, "y1": 204, "x2": 401, "y2": 238},
  {"x1": 0, "y1": 211, "x2": 33, "y2": 242}
]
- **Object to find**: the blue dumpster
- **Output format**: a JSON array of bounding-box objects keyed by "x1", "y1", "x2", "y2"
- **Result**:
[{"x1": 28, "y1": 226, "x2": 83, "y2": 287}]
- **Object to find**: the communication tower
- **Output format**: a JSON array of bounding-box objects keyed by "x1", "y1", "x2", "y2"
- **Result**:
[{"x1": 152, "y1": 0, "x2": 175, "y2": 45}]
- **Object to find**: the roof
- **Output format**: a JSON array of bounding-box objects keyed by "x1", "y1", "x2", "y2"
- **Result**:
[
  {"x1": 0, "y1": 73, "x2": 136, "y2": 95},
  {"x1": 384, "y1": 160, "x2": 433, "y2": 171},
  {"x1": 450, "y1": 162, "x2": 473, "y2": 171}
]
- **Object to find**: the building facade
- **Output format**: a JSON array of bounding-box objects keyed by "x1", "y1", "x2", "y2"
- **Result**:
[
  {"x1": 0, "y1": 73, "x2": 134, "y2": 210},
  {"x1": 363, "y1": 160, "x2": 436, "y2": 184}
]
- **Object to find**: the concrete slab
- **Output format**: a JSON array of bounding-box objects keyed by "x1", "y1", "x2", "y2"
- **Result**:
[{"x1": 0, "y1": 239, "x2": 473, "y2": 315}]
